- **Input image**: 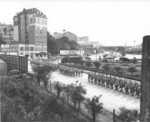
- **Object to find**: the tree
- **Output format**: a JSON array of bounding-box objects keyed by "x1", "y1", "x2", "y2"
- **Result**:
[
  {"x1": 80, "y1": 60, "x2": 84, "y2": 67},
  {"x1": 84, "y1": 95, "x2": 103, "y2": 122},
  {"x1": 65, "y1": 83, "x2": 86, "y2": 110},
  {"x1": 47, "y1": 32, "x2": 59, "y2": 55},
  {"x1": 69, "y1": 40, "x2": 79, "y2": 50},
  {"x1": 93, "y1": 61, "x2": 101, "y2": 70},
  {"x1": 86, "y1": 61, "x2": 92, "y2": 68},
  {"x1": 118, "y1": 107, "x2": 139, "y2": 122},
  {"x1": 32, "y1": 65, "x2": 56, "y2": 90},
  {"x1": 1, "y1": 76, "x2": 56, "y2": 121},
  {"x1": 128, "y1": 66, "x2": 137, "y2": 76},
  {"x1": 102, "y1": 64, "x2": 110, "y2": 73},
  {"x1": 57, "y1": 36, "x2": 70, "y2": 50},
  {"x1": 53, "y1": 81, "x2": 64, "y2": 98},
  {"x1": 114, "y1": 66, "x2": 122, "y2": 75},
  {"x1": 1, "y1": 73, "x2": 85, "y2": 122}
]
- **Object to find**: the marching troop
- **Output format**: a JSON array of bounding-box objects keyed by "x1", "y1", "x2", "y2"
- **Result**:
[
  {"x1": 58, "y1": 65, "x2": 83, "y2": 77},
  {"x1": 58, "y1": 65, "x2": 141, "y2": 98},
  {"x1": 88, "y1": 72, "x2": 141, "y2": 98}
]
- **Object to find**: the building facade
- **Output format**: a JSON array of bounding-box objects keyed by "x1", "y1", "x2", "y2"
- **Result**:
[
  {"x1": 77, "y1": 36, "x2": 89, "y2": 45},
  {"x1": 53, "y1": 32, "x2": 63, "y2": 39},
  {"x1": 54, "y1": 31, "x2": 78, "y2": 42},
  {"x1": 0, "y1": 24, "x2": 14, "y2": 44},
  {"x1": 13, "y1": 8, "x2": 47, "y2": 58},
  {"x1": 0, "y1": 43, "x2": 47, "y2": 59},
  {"x1": 63, "y1": 31, "x2": 77, "y2": 42}
]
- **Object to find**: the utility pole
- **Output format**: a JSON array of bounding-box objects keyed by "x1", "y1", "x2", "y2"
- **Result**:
[
  {"x1": 140, "y1": 36, "x2": 150, "y2": 122},
  {"x1": 133, "y1": 40, "x2": 135, "y2": 58}
]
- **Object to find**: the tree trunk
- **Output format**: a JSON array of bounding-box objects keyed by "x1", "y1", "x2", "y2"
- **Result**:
[
  {"x1": 73, "y1": 101, "x2": 77, "y2": 109},
  {"x1": 78, "y1": 102, "x2": 81, "y2": 111},
  {"x1": 92, "y1": 113, "x2": 96, "y2": 122},
  {"x1": 57, "y1": 91, "x2": 60, "y2": 98}
]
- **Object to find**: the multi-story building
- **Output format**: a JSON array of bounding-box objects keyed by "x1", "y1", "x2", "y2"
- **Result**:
[
  {"x1": 90, "y1": 41, "x2": 100, "y2": 48},
  {"x1": 0, "y1": 24, "x2": 14, "y2": 44},
  {"x1": 63, "y1": 31, "x2": 77, "y2": 42},
  {"x1": 12, "y1": 8, "x2": 47, "y2": 58},
  {"x1": 77, "y1": 36, "x2": 89, "y2": 45},
  {"x1": 53, "y1": 32, "x2": 63, "y2": 39},
  {"x1": 54, "y1": 31, "x2": 78, "y2": 42}
]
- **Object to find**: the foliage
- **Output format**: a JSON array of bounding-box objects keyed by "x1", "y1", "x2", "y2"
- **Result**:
[
  {"x1": 1, "y1": 74, "x2": 88, "y2": 122},
  {"x1": 0, "y1": 77, "x2": 64, "y2": 122},
  {"x1": 32, "y1": 65, "x2": 56, "y2": 90},
  {"x1": 47, "y1": 32, "x2": 79, "y2": 55},
  {"x1": 93, "y1": 61, "x2": 101, "y2": 70},
  {"x1": 114, "y1": 66, "x2": 122, "y2": 75},
  {"x1": 64, "y1": 82, "x2": 86, "y2": 109},
  {"x1": 47, "y1": 32, "x2": 59, "y2": 55},
  {"x1": 118, "y1": 107, "x2": 139, "y2": 122},
  {"x1": 53, "y1": 81, "x2": 64, "y2": 98},
  {"x1": 84, "y1": 95, "x2": 103, "y2": 122},
  {"x1": 69, "y1": 40, "x2": 79, "y2": 50},
  {"x1": 128, "y1": 66, "x2": 137, "y2": 76},
  {"x1": 102, "y1": 64, "x2": 110, "y2": 73},
  {"x1": 86, "y1": 61, "x2": 92, "y2": 68}
]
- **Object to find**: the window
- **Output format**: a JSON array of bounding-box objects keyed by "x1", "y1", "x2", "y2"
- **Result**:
[
  {"x1": 30, "y1": 47, "x2": 34, "y2": 51},
  {"x1": 40, "y1": 30, "x2": 42, "y2": 35},
  {"x1": 20, "y1": 47, "x2": 24, "y2": 51}
]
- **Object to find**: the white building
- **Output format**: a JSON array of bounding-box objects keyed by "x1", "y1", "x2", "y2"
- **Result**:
[
  {"x1": 77, "y1": 36, "x2": 89, "y2": 45},
  {"x1": 0, "y1": 43, "x2": 47, "y2": 59}
]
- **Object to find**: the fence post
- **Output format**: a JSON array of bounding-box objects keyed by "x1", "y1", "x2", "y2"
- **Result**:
[{"x1": 113, "y1": 109, "x2": 116, "y2": 122}]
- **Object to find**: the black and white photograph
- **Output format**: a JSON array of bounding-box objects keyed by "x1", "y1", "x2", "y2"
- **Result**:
[{"x1": 0, "y1": 0, "x2": 150, "y2": 122}]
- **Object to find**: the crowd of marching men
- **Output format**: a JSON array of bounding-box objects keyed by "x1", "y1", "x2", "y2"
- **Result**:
[
  {"x1": 58, "y1": 65, "x2": 83, "y2": 77},
  {"x1": 57, "y1": 65, "x2": 141, "y2": 98},
  {"x1": 88, "y1": 72, "x2": 141, "y2": 98}
]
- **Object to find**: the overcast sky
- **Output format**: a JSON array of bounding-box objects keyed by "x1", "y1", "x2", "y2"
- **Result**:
[{"x1": 0, "y1": 0, "x2": 150, "y2": 46}]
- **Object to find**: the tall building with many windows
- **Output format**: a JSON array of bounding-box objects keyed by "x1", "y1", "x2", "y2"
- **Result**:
[{"x1": 12, "y1": 8, "x2": 47, "y2": 58}]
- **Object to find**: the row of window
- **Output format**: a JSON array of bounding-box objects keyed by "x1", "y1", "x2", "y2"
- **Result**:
[
  {"x1": 20, "y1": 47, "x2": 34, "y2": 51},
  {"x1": 30, "y1": 18, "x2": 47, "y2": 25},
  {"x1": 20, "y1": 46, "x2": 47, "y2": 51}
]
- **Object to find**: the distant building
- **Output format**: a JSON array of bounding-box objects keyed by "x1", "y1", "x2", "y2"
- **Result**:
[
  {"x1": 125, "y1": 45, "x2": 142, "y2": 54},
  {"x1": 63, "y1": 31, "x2": 77, "y2": 41},
  {"x1": 0, "y1": 43, "x2": 47, "y2": 59},
  {"x1": 0, "y1": 24, "x2": 14, "y2": 44},
  {"x1": 77, "y1": 36, "x2": 89, "y2": 45},
  {"x1": 54, "y1": 31, "x2": 78, "y2": 42},
  {"x1": 79, "y1": 43, "x2": 94, "y2": 55},
  {"x1": 53, "y1": 32, "x2": 63, "y2": 39},
  {"x1": 90, "y1": 41, "x2": 100, "y2": 48},
  {"x1": 3, "y1": 8, "x2": 48, "y2": 58}
]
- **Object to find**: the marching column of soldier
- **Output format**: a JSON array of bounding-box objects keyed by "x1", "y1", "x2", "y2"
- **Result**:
[
  {"x1": 88, "y1": 72, "x2": 141, "y2": 98},
  {"x1": 58, "y1": 65, "x2": 83, "y2": 77}
]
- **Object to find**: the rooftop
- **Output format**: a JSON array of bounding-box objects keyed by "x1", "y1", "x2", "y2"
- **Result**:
[{"x1": 15, "y1": 8, "x2": 47, "y2": 19}]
